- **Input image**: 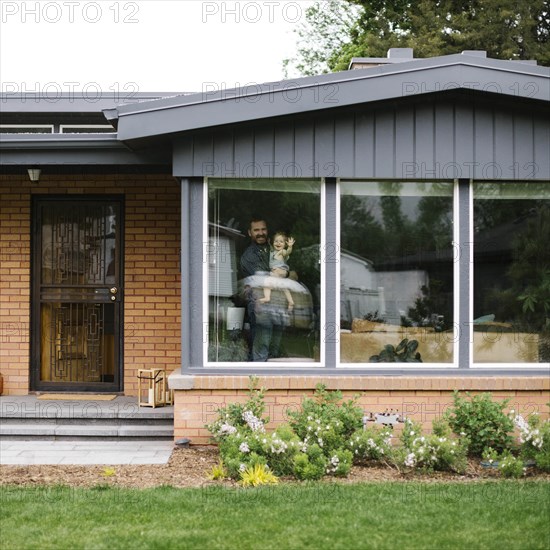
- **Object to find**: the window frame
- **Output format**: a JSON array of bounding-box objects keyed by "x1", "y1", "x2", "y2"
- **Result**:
[
  {"x1": 470, "y1": 180, "x2": 550, "y2": 370},
  {"x1": 186, "y1": 176, "x2": 549, "y2": 375},
  {"x1": 336, "y1": 179, "x2": 461, "y2": 370},
  {"x1": 202, "y1": 177, "x2": 326, "y2": 369}
]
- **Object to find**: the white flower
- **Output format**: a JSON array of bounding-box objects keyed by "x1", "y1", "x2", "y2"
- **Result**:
[
  {"x1": 405, "y1": 453, "x2": 416, "y2": 467},
  {"x1": 239, "y1": 442, "x2": 250, "y2": 453},
  {"x1": 219, "y1": 423, "x2": 237, "y2": 435},
  {"x1": 239, "y1": 463, "x2": 246, "y2": 472},
  {"x1": 242, "y1": 410, "x2": 265, "y2": 432}
]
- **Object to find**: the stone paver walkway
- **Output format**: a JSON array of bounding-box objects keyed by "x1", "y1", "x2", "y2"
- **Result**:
[{"x1": 0, "y1": 440, "x2": 174, "y2": 465}]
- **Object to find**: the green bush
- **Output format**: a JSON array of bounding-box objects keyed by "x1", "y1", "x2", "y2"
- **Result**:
[
  {"x1": 292, "y1": 444, "x2": 327, "y2": 480},
  {"x1": 397, "y1": 418, "x2": 468, "y2": 473},
  {"x1": 498, "y1": 451, "x2": 525, "y2": 478},
  {"x1": 206, "y1": 376, "x2": 268, "y2": 441},
  {"x1": 326, "y1": 448, "x2": 354, "y2": 477},
  {"x1": 348, "y1": 425, "x2": 393, "y2": 461},
  {"x1": 514, "y1": 412, "x2": 550, "y2": 472},
  {"x1": 287, "y1": 384, "x2": 364, "y2": 450},
  {"x1": 444, "y1": 391, "x2": 514, "y2": 456},
  {"x1": 208, "y1": 380, "x2": 364, "y2": 481}
]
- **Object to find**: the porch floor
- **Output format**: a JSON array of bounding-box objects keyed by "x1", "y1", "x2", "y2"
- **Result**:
[{"x1": 0, "y1": 395, "x2": 174, "y2": 420}]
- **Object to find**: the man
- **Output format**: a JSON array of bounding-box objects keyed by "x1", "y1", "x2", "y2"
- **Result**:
[
  {"x1": 240, "y1": 218, "x2": 270, "y2": 277},
  {"x1": 240, "y1": 218, "x2": 287, "y2": 362}
]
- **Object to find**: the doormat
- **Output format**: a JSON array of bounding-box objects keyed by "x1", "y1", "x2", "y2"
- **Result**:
[{"x1": 37, "y1": 394, "x2": 117, "y2": 401}]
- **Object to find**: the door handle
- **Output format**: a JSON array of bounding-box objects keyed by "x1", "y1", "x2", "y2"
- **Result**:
[{"x1": 110, "y1": 287, "x2": 118, "y2": 294}]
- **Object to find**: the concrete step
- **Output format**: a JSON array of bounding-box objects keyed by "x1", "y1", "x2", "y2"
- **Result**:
[
  {"x1": 1, "y1": 417, "x2": 174, "y2": 426},
  {"x1": 0, "y1": 396, "x2": 174, "y2": 440},
  {"x1": 0, "y1": 422, "x2": 174, "y2": 440}
]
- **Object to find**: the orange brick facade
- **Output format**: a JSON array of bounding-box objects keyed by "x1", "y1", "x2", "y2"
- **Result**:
[
  {"x1": 172, "y1": 375, "x2": 550, "y2": 444},
  {"x1": 0, "y1": 172, "x2": 181, "y2": 395}
]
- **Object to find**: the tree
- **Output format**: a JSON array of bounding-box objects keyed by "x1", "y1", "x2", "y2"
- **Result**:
[
  {"x1": 285, "y1": 0, "x2": 550, "y2": 75},
  {"x1": 283, "y1": 0, "x2": 363, "y2": 77}
]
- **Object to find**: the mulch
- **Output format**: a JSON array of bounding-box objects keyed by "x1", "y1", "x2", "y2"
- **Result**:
[{"x1": 1, "y1": 446, "x2": 548, "y2": 489}]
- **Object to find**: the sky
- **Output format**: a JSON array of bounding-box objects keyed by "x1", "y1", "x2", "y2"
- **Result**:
[{"x1": 0, "y1": 0, "x2": 317, "y2": 96}]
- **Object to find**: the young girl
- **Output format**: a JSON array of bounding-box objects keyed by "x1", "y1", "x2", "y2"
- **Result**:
[{"x1": 259, "y1": 232, "x2": 295, "y2": 310}]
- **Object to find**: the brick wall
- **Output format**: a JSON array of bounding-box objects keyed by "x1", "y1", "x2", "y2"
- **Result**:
[
  {"x1": 171, "y1": 375, "x2": 550, "y2": 444},
  {"x1": 0, "y1": 172, "x2": 181, "y2": 395}
]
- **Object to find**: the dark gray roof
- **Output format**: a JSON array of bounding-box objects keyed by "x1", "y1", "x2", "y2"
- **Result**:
[
  {"x1": 1, "y1": 52, "x2": 548, "y2": 168},
  {"x1": 110, "y1": 53, "x2": 549, "y2": 143},
  {"x1": 0, "y1": 92, "x2": 188, "y2": 114}
]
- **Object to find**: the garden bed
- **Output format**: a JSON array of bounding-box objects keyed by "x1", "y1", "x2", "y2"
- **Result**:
[{"x1": 1, "y1": 446, "x2": 549, "y2": 489}]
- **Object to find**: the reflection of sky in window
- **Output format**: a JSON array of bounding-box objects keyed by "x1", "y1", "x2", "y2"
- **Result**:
[{"x1": 361, "y1": 195, "x2": 423, "y2": 225}]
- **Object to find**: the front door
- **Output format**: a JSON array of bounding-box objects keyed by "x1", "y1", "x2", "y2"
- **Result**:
[{"x1": 31, "y1": 197, "x2": 123, "y2": 392}]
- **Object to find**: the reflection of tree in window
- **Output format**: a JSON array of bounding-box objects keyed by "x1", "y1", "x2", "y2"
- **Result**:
[
  {"x1": 341, "y1": 183, "x2": 453, "y2": 331},
  {"x1": 476, "y1": 199, "x2": 550, "y2": 361},
  {"x1": 208, "y1": 181, "x2": 321, "y2": 363}
]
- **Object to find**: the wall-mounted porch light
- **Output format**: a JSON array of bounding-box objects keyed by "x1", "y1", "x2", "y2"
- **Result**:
[{"x1": 27, "y1": 168, "x2": 41, "y2": 183}]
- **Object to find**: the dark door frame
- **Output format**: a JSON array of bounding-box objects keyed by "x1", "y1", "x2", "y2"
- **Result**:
[{"x1": 30, "y1": 195, "x2": 125, "y2": 392}]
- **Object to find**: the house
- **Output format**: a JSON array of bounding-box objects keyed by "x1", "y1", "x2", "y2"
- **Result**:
[{"x1": 1, "y1": 50, "x2": 549, "y2": 442}]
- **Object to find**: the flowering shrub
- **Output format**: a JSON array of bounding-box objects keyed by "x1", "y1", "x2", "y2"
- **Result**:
[
  {"x1": 291, "y1": 444, "x2": 353, "y2": 480},
  {"x1": 207, "y1": 381, "x2": 363, "y2": 481},
  {"x1": 482, "y1": 447, "x2": 525, "y2": 478},
  {"x1": 396, "y1": 418, "x2": 468, "y2": 473},
  {"x1": 482, "y1": 446, "x2": 500, "y2": 466},
  {"x1": 205, "y1": 378, "x2": 545, "y2": 482},
  {"x1": 444, "y1": 391, "x2": 514, "y2": 456},
  {"x1": 287, "y1": 384, "x2": 363, "y2": 479},
  {"x1": 207, "y1": 377, "x2": 268, "y2": 441},
  {"x1": 292, "y1": 444, "x2": 327, "y2": 480},
  {"x1": 348, "y1": 425, "x2": 393, "y2": 462},
  {"x1": 513, "y1": 411, "x2": 550, "y2": 472},
  {"x1": 287, "y1": 384, "x2": 364, "y2": 450},
  {"x1": 497, "y1": 451, "x2": 525, "y2": 478}
]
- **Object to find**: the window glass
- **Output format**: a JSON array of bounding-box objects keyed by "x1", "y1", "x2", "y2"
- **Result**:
[
  {"x1": 473, "y1": 183, "x2": 550, "y2": 364},
  {"x1": 340, "y1": 181, "x2": 455, "y2": 364},
  {"x1": 207, "y1": 179, "x2": 321, "y2": 364}
]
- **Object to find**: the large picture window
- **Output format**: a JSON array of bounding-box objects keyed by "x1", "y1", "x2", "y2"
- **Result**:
[
  {"x1": 339, "y1": 181, "x2": 455, "y2": 364},
  {"x1": 473, "y1": 183, "x2": 550, "y2": 364},
  {"x1": 206, "y1": 179, "x2": 321, "y2": 364}
]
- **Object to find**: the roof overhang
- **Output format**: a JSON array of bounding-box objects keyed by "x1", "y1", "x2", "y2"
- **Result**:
[
  {"x1": 110, "y1": 54, "x2": 550, "y2": 145},
  {"x1": 0, "y1": 133, "x2": 171, "y2": 166}
]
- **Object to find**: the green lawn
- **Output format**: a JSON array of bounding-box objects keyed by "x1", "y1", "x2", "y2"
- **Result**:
[{"x1": 1, "y1": 481, "x2": 549, "y2": 549}]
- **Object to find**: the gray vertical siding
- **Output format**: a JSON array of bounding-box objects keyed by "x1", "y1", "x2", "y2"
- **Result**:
[{"x1": 173, "y1": 97, "x2": 549, "y2": 181}]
